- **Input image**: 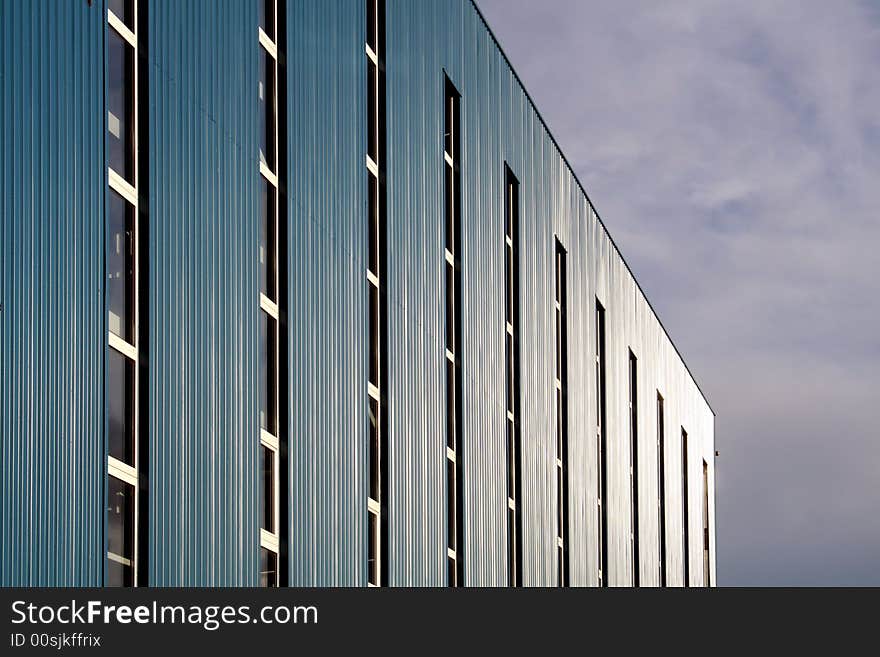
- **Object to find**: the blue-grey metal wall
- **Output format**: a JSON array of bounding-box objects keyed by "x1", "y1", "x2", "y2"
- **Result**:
[
  {"x1": 0, "y1": 0, "x2": 105, "y2": 585},
  {"x1": 146, "y1": 0, "x2": 261, "y2": 585},
  {"x1": 0, "y1": 0, "x2": 715, "y2": 587},
  {"x1": 285, "y1": 0, "x2": 367, "y2": 586}
]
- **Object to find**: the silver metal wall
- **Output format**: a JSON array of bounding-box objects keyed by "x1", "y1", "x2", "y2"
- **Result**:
[
  {"x1": 379, "y1": 0, "x2": 716, "y2": 586},
  {"x1": 284, "y1": 0, "x2": 715, "y2": 586}
]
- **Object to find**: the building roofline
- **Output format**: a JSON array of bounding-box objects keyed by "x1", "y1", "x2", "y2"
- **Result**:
[{"x1": 470, "y1": 0, "x2": 716, "y2": 417}]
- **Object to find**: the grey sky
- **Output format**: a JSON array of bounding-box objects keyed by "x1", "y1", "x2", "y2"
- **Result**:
[{"x1": 477, "y1": 0, "x2": 880, "y2": 585}]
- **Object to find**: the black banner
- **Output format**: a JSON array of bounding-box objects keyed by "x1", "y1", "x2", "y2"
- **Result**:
[{"x1": 0, "y1": 587, "x2": 871, "y2": 653}]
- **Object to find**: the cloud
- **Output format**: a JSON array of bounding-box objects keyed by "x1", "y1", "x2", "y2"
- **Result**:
[{"x1": 477, "y1": 0, "x2": 880, "y2": 584}]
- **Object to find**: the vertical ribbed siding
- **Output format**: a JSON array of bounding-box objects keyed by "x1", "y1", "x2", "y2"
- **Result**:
[
  {"x1": 0, "y1": 0, "x2": 104, "y2": 586},
  {"x1": 1, "y1": 0, "x2": 716, "y2": 588},
  {"x1": 147, "y1": 0, "x2": 259, "y2": 585},
  {"x1": 383, "y1": 0, "x2": 716, "y2": 586},
  {"x1": 286, "y1": 0, "x2": 365, "y2": 586}
]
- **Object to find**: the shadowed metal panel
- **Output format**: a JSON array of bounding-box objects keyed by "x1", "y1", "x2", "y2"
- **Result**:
[
  {"x1": 286, "y1": 0, "x2": 366, "y2": 586},
  {"x1": 0, "y1": 0, "x2": 105, "y2": 586},
  {"x1": 147, "y1": 0, "x2": 259, "y2": 585}
]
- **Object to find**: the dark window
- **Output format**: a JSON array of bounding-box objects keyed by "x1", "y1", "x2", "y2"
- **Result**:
[
  {"x1": 260, "y1": 312, "x2": 278, "y2": 434},
  {"x1": 506, "y1": 332, "x2": 514, "y2": 412},
  {"x1": 658, "y1": 394, "x2": 667, "y2": 586},
  {"x1": 367, "y1": 61, "x2": 378, "y2": 164},
  {"x1": 507, "y1": 419, "x2": 516, "y2": 496},
  {"x1": 505, "y1": 166, "x2": 521, "y2": 588},
  {"x1": 555, "y1": 239, "x2": 569, "y2": 587},
  {"x1": 703, "y1": 460, "x2": 710, "y2": 587},
  {"x1": 107, "y1": 348, "x2": 135, "y2": 466},
  {"x1": 368, "y1": 173, "x2": 379, "y2": 275},
  {"x1": 368, "y1": 282, "x2": 379, "y2": 387},
  {"x1": 505, "y1": 244, "x2": 513, "y2": 325},
  {"x1": 260, "y1": 547, "x2": 277, "y2": 587},
  {"x1": 365, "y1": 0, "x2": 386, "y2": 589},
  {"x1": 260, "y1": 178, "x2": 277, "y2": 301},
  {"x1": 107, "y1": 191, "x2": 135, "y2": 344},
  {"x1": 446, "y1": 359, "x2": 456, "y2": 451},
  {"x1": 682, "y1": 428, "x2": 690, "y2": 587},
  {"x1": 109, "y1": 0, "x2": 134, "y2": 29},
  {"x1": 366, "y1": 0, "x2": 377, "y2": 54},
  {"x1": 369, "y1": 398, "x2": 380, "y2": 502},
  {"x1": 107, "y1": 29, "x2": 134, "y2": 183},
  {"x1": 629, "y1": 350, "x2": 640, "y2": 587},
  {"x1": 447, "y1": 459, "x2": 456, "y2": 551},
  {"x1": 507, "y1": 507, "x2": 516, "y2": 585},
  {"x1": 444, "y1": 76, "x2": 463, "y2": 588},
  {"x1": 557, "y1": 461, "x2": 564, "y2": 538},
  {"x1": 556, "y1": 387, "x2": 563, "y2": 457},
  {"x1": 261, "y1": 446, "x2": 275, "y2": 532},
  {"x1": 106, "y1": 476, "x2": 134, "y2": 586},
  {"x1": 558, "y1": 545, "x2": 564, "y2": 588},
  {"x1": 444, "y1": 164, "x2": 455, "y2": 253},
  {"x1": 596, "y1": 300, "x2": 607, "y2": 586},
  {"x1": 444, "y1": 80, "x2": 459, "y2": 159},
  {"x1": 259, "y1": 0, "x2": 275, "y2": 41},
  {"x1": 445, "y1": 262, "x2": 455, "y2": 354},
  {"x1": 107, "y1": 557, "x2": 133, "y2": 587},
  {"x1": 555, "y1": 314, "x2": 563, "y2": 379},
  {"x1": 259, "y1": 48, "x2": 276, "y2": 170},
  {"x1": 368, "y1": 511, "x2": 379, "y2": 585},
  {"x1": 447, "y1": 556, "x2": 456, "y2": 587}
]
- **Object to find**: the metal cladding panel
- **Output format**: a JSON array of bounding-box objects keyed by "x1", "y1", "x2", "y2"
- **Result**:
[
  {"x1": 0, "y1": 0, "x2": 105, "y2": 585},
  {"x1": 147, "y1": 0, "x2": 259, "y2": 585},
  {"x1": 0, "y1": 0, "x2": 716, "y2": 588},
  {"x1": 382, "y1": 0, "x2": 716, "y2": 586},
  {"x1": 286, "y1": 0, "x2": 366, "y2": 586}
]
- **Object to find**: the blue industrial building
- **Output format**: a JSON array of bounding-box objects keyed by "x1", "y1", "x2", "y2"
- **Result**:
[{"x1": 0, "y1": 0, "x2": 716, "y2": 587}]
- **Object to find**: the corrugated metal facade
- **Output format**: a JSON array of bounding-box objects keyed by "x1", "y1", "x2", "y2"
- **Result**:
[
  {"x1": 0, "y1": 0, "x2": 715, "y2": 587},
  {"x1": 0, "y1": 0, "x2": 105, "y2": 586},
  {"x1": 146, "y1": 0, "x2": 260, "y2": 586}
]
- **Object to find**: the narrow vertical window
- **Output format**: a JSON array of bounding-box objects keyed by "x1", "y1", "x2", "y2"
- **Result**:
[
  {"x1": 505, "y1": 166, "x2": 522, "y2": 587},
  {"x1": 681, "y1": 428, "x2": 690, "y2": 587},
  {"x1": 365, "y1": 0, "x2": 387, "y2": 587},
  {"x1": 703, "y1": 460, "x2": 711, "y2": 587},
  {"x1": 596, "y1": 300, "x2": 607, "y2": 586},
  {"x1": 657, "y1": 393, "x2": 667, "y2": 587},
  {"x1": 444, "y1": 75, "x2": 463, "y2": 587},
  {"x1": 554, "y1": 239, "x2": 569, "y2": 587},
  {"x1": 105, "y1": 0, "x2": 143, "y2": 588},
  {"x1": 629, "y1": 350, "x2": 640, "y2": 587},
  {"x1": 258, "y1": 0, "x2": 283, "y2": 588}
]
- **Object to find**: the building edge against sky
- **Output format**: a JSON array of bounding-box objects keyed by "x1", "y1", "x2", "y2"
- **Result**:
[{"x1": 0, "y1": 0, "x2": 716, "y2": 586}]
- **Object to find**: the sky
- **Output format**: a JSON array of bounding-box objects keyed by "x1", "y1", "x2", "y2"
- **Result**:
[{"x1": 478, "y1": 0, "x2": 880, "y2": 586}]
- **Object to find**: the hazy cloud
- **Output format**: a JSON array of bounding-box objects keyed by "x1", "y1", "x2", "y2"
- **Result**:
[{"x1": 478, "y1": 0, "x2": 880, "y2": 585}]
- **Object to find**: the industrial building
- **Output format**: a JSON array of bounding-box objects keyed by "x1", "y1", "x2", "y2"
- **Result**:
[{"x1": 0, "y1": 0, "x2": 716, "y2": 587}]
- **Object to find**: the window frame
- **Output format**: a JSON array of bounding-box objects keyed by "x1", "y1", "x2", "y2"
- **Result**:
[
  {"x1": 628, "y1": 348, "x2": 640, "y2": 587},
  {"x1": 595, "y1": 299, "x2": 607, "y2": 587},
  {"x1": 657, "y1": 392, "x2": 667, "y2": 586},
  {"x1": 365, "y1": 0, "x2": 387, "y2": 589},
  {"x1": 504, "y1": 165, "x2": 522, "y2": 588},
  {"x1": 681, "y1": 427, "x2": 690, "y2": 587},
  {"x1": 257, "y1": 0, "x2": 281, "y2": 584},
  {"x1": 554, "y1": 238, "x2": 569, "y2": 587},
  {"x1": 444, "y1": 75, "x2": 463, "y2": 587},
  {"x1": 105, "y1": 0, "x2": 141, "y2": 588}
]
